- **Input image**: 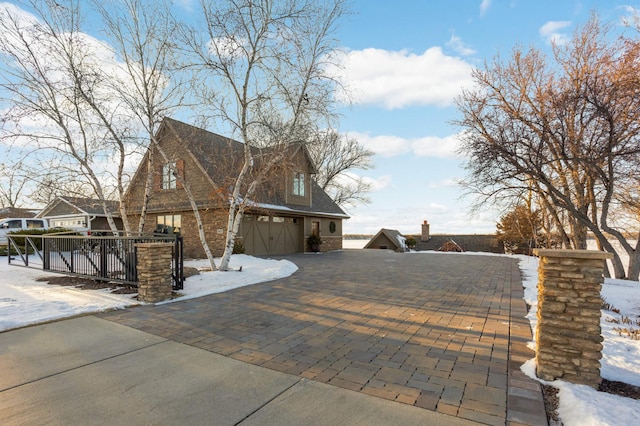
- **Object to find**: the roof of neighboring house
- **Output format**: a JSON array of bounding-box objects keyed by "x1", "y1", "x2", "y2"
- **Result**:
[
  {"x1": 364, "y1": 228, "x2": 406, "y2": 250},
  {"x1": 415, "y1": 234, "x2": 504, "y2": 253},
  {"x1": 155, "y1": 117, "x2": 347, "y2": 218},
  {"x1": 0, "y1": 207, "x2": 38, "y2": 219},
  {"x1": 37, "y1": 197, "x2": 120, "y2": 218}
]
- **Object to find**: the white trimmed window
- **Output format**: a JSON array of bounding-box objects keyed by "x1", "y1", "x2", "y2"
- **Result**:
[
  {"x1": 162, "y1": 162, "x2": 177, "y2": 189},
  {"x1": 293, "y1": 172, "x2": 305, "y2": 196}
]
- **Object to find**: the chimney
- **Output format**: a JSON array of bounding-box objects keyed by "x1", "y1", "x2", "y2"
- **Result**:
[{"x1": 421, "y1": 220, "x2": 430, "y2": 242}]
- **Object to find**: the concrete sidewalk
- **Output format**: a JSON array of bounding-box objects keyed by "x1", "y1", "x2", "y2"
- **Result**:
[{"x1": 0, "y1": 316, "x2": 477, "y2": 425}]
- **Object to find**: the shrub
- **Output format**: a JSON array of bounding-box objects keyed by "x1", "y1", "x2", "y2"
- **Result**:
[
  {"x1": 232, "y1": 239, "x2": 245, "y2": 254},
  {"x1": 405, "y1": 236, "x2": 416, "y2": 250},
  {"x1": 7, "y1": 228, "x2": 76, "y2": 252},
  {"x1": 307, "y1": 233, "x2": 322, "y2": 251}
]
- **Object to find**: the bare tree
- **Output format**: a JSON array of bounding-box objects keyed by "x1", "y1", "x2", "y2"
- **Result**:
[
  {"x1": 0, "y1": 0, "x2": 132, "y2": 233},
  {"x1": 0, "y1": 153, "x2": 31, "y2": 208},
  {"x1": 182, "y1": 0, "x2": 348, "y2": 271},
  {"x1": 456, "y1": 15, "x2": 640, "y2": 279},
  {"x1": 307, "y1": 130, "x2": 374, "y2": 208}
]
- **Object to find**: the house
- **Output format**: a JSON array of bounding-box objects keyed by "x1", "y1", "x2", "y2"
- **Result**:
[
  {"x1": 37, "y1": 196, "x2": 123, "y2": 233},
  {"x1": 364, "y1": 228, "x2": 406, "y2": 252},
  {"x1": 415, "y1": 220, "x2": 504, "y2": 253},
  {"x1": 124, "y1": 118, "x2": 349, "y2": 258},
  {"x1": 0, "y1": 207, "x2": 38, "y2": 220}
]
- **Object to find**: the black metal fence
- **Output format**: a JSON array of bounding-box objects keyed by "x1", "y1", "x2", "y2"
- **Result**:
[{"x1": 8, "y1": 234, "x2": 184, "y2": 290}]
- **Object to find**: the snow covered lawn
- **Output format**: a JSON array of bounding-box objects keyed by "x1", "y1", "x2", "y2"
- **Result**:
[
  {"x1": 0, "y1": 254, "x2": 297, "y2": 332},
  {"x1": 517, "y1": 254, "x2": 640, "y2": 426}
]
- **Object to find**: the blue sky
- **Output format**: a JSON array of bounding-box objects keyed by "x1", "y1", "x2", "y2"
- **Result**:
[
  {"x1": 325, "y1": 0, "x2": 640, "y2": 235},
  {"x1": 2, "y1": 1, "x2": 639, "y2": 236}
]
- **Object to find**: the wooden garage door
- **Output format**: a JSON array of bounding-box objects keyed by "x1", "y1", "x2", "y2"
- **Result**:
[{"x1": 241, "y1": 215, "x2": 301, "y2": 255}]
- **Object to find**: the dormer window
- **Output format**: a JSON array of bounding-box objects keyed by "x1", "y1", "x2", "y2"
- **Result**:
[
  {"x1": 162, "y1": 162, "x2": 177, "y2": 189},
  {"x1": 293, "y1": 172, "x2": 305, "y2": 196}
]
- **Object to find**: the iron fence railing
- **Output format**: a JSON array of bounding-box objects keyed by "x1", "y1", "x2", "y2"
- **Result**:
[{"x1": 7, "y1": 234, "x2": 184, "y2": 290}]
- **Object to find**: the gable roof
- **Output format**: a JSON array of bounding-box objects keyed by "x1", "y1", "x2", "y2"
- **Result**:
[
  {"x1": 364, "y1": 228, "x2": 406, "y2": 250},
  {"x1": 143, "y1": 117, "x2": 347, "y2": 218},
  {"x1": 37, "y1": 197, "x2": 120, "y2": 218}
]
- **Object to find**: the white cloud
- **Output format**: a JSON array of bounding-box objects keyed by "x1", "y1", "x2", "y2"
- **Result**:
[
  {"x1": 366, "y1": 174, "x2": 393, "y2": 192},
  {"x1": 427, "y1": 178, "x2": 459, "y2": 189},
  {"x1": 446, "y1": 34, "x2": 476, "y2": 56},
  {"x1": 348, "y1": 131, "x2": 462, "y2": 159},
  {"x1": 539, "y1": 20, "x2": 572, "y2": 45},
  {"x1": 619, "y1": 6, "x2": 639, "y2": 26},
  {"x1": 410, "y1": 134, "x2": 462, "y2": 158},
  {"x1": 480, "y1": 0, "x2": 491, "y2": 17},
  {"x1": 347, "y1": 131, "x2": 410, "y2": 157},
  {"x1": 330, "y1": 47, "x2": 474, "y2": 109}
]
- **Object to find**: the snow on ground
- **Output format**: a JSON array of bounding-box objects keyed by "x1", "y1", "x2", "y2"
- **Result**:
[
  {"x1": 2, "y1": 244, "x2": 640, "y2": 425},
  {"x1": 516, "y1": 253, "x2": 640, "y2": 426},
  {"x1": 0, "y1": 254, "x2": 297, "y2": 332}
]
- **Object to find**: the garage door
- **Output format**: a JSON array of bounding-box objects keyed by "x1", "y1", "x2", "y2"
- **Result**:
[{"x1": 241, "y1": 215, "x2": 301, "y2": 255}]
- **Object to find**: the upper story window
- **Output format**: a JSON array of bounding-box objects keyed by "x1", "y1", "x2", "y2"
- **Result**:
[
  {"x1": 155, "y1": 159, "x2": 184, "y2": 192},
  {"x1": 293, "y1": 172, "x2": 305, "y2": 197},
  {"x1": 162, "y1": 162, "x2": 177, "y2": 189}
]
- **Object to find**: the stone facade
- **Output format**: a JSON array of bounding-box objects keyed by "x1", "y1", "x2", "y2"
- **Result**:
[
  {"x1": 122, "y1": 118, "x2": 347, "y2": 258},
  {"x1": 135, "y1": 242, "x2": 174, "y2": 303},
  {"x1": 319, "y1": 235, "x2": 343, "y2": 252},
  {"x1": 534, "y1": 249, "x2": 613, "y2": 388}
]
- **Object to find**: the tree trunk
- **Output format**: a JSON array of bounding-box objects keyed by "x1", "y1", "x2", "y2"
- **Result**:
[
  {"x1": 153, "y1": 138, "x2": 218, "y2": 271},
  {"x1": 138, "y1": 145, "x2": 155, "y2": 235}
]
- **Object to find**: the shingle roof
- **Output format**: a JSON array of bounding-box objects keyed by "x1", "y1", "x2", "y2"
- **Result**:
[
  {"x1": 415, "y1": 234, "x2": 504, "y2": 253},
  {"x1": 38, "y1": 197, "x2": 120, "y2": 217},
  {"x1": 163, "y1": 117, "x2": 348, "y2": 218},
  {"x1": 364, "y1": 228, "x2": 406, "y2": 250},
  {"x1": 0, "y1": 207, "x2": 38, "y2": 219}
]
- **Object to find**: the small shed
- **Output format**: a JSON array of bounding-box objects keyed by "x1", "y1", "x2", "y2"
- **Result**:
[{"x1": 363, "y1": 228, "x2": 406, "y2": 252}]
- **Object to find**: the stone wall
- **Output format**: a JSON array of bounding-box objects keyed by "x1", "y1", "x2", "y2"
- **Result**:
[
  {"x1": 534, "y1": 249, "x2": 613, "y2": 388},
  {"x1": 320, "y1": 235, "x2": 343, "y2": 252},
  {"x1": 136, "y1": 242, "x2": 174, "y2": 303}
]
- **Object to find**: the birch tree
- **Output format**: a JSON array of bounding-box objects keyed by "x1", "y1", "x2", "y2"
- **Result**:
[
  {"x1": 183, "y1": 0, "x2": 347, "y2": 271},
  {"x1": 0, "y1": 0, "x2": 132, "y2": 233}
]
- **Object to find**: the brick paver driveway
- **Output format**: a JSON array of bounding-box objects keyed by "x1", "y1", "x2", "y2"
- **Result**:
[{"x1": 99, "y1": 250, "x2": 546, "y2": 426}]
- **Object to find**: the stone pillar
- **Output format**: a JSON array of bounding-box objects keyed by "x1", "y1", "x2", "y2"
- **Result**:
[
  {"x1": 135, "y1": 242, "x2": 174, "y2": 303},
  {"x1": 421, "y1": 220, "x2": 430, "y2": 242},
  {"x1": 533, "y1": 249, "x2": 613, "y2": 388}
]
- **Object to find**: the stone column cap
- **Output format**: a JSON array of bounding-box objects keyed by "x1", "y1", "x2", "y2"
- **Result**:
[
  {"x1": 534, "y1": 249, "x2": 614, "y2": 260},
  {"x1": 134, "y1": 242, "x2": 174, "y2": 248}
]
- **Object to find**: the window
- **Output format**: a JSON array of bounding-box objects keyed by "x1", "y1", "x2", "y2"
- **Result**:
[
  {"x1": 5, "y1": 220, "x2": 21, "y2": 229},
  {"x1": 157, "y1": 214, "x2": 181, "y2": 234},
  {"x1": 162, "y1": 162, "x2": 177, "y2": 189},
  {"x1": 293, "y1": 172, "x2": 305, "y2": 196},
  {"x1": 311, "y1": 221, "x2": 320, "y2": 236},
  {"x1": 26, "y1": 220, "x2": 45, "y2": 229}
]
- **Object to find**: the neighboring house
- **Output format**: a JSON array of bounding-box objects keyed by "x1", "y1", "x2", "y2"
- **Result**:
[
  {"x1": 0, "y1": 207, "x2": 38, "y2": 220},
  {"x1": 415, "y1": 219, "x2": 504, "y2": 253},
  {"x1": 364, "y1": 228, "x2": 406, "y2": 252},
  {"x1": 124, "y1": 117, "x2": 349, "y2": 259},
  {"x1": 37, "y1": 196, "x2": 123, "y2": 233}
]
